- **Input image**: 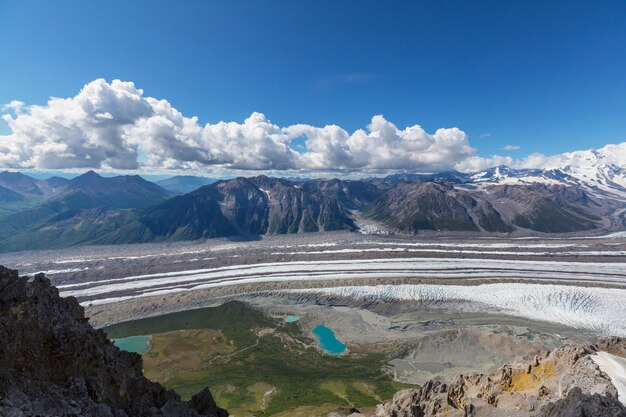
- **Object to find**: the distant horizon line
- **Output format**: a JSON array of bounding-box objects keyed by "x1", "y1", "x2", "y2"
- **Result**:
[{"x1": 0, "y1": 162, "x2": 610, "y2": 183}]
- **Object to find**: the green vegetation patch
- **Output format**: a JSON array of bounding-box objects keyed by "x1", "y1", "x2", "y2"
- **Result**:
[
  {"x1": 104, "y1": 301, "x2": 411, "y2": 416},
  {"x1": 513, "y1": 207, "x2": 598, "y2": 233},
  {"x1": 105, "y1": 300, "x2": 272, "y2": 345}
]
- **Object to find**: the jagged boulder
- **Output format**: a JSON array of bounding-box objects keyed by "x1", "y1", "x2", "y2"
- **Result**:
[
  {"x1": 0, "y1": 265, "x2": 227, "y2": 417},
  {"x1": 537, "y1": 387, "x2": 625, "y2": 417},
  {"x1": 372, "y1": 338, "x2": 626, "y2": 417}
]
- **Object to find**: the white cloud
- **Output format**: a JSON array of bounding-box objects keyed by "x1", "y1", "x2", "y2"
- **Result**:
[
  {"x1": 454, "y1": 155, "x2": 514, "y2": 172},
  {"x1": 515, "y1": 143, "x2": 626, "y2": 170},
  {"x1": 1, "y1": 100, "x2": 25, "y2": 113},
  {"x1": 502, "y1": 144, "x2": 520, "y2": 151},
  {"x1": 0, "y1": 79, "x2": 475, "y2": 173},
  {"x1": 286, "y1": 116, "x2": 474, "y2": 172},
  {"x1": 3, "y1": 79, "x2": 623, "y2": 176},
  {"x1": 0, "y1": 80, "x2": 150, "y2": 170},
  {"x1": 455, "y1": 143, "x2": 626, "y2": 173}
]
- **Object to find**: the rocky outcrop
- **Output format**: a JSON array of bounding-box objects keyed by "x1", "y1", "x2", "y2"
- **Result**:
[
  {"x1": 537, "y1": 388, "x2": 626, "y2": 417},
  {"x1": 364, "y1": 181, "x2": 513, "y2": 233},
  {"x1": 488, "y1": 184, "x2": 601, "y2": 233},
  {"x1": 0, "y1": 265, "x2": 228, "y2": 417},
  {"x1": 369, "y1": 339, "x2": 626, "y2": 417}
]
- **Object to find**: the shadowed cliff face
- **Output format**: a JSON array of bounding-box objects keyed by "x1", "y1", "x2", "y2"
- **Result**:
[
  {"x1": 0, "y1": 265, "x2": 228, "y2": 417},
  {"x1": 141, "y1": 176, "x2": 363, "y2": 239}
]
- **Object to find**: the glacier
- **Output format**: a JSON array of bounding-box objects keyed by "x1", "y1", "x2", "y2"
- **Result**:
[{"x1": 289, "y1": 283, "x2": 626, "y2": 337}]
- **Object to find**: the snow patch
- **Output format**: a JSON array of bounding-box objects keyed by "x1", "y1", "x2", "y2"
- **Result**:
[
  {"x1": 591, "y1": 351, "x2": 626, "y2": 405},
  {"x1": 259, "y1": 188, "x2": 271, "y2": 199}
]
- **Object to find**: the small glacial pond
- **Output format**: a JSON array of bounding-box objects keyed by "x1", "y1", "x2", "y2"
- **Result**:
[
  {"x1": 284, "y1": 315, "x2": 301, "y2": 323},
  {"x1": 113, "y1": 335, "x2": 151, "y2": 354},
  {"x1": 312, "y1": 325, "x2": 347, "y2": 355}
]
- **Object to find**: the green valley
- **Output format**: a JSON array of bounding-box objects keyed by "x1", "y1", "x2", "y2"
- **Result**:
[{"x1": 104, "y1": 301, "x2": 410, "y2": 417}]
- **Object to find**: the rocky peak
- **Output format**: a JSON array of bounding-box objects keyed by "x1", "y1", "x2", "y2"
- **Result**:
[
  {"x1": 0, "y1": 265, "x2": 228, "y2": 417},
  {"x1": 68, "y1": 170, "x2": 103, "y2": 187}
]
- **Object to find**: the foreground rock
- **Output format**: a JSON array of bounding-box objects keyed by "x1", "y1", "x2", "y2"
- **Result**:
[
  {"x1": 0, "y1": 265, "x2": 228, "y2": 417},
  {"x1": 369, "y1": 339, "x2": 626, "y2": 417}
]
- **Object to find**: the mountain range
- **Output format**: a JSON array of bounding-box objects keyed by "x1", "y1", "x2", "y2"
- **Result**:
[
  {"x1": 155, "y1": 175, "x2": 217, "y2": 195},
  {"x1": 0, "y1": 152, "x2": 624, "y2": 252}
]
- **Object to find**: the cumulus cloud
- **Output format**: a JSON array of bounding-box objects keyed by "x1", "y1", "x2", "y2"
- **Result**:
[
  {"x1": 515, "y1": 143, "x2": 626, "y2": 170},
  {"x1": 502, "y1": 144, "x2": 520, "y2": 151},
  {"x1": 1, "y1": 100, "x2": 25, "y2": 113},
  {"x1": 455, "y1": 142, "x2": 626, "y2": 173},
  {"x1": 0, "y1": 79, "x2": 475, "y2": 173},
  {"x1": 1, "y1": 80, "x2": 150, "y2": 170},
  {"x1": 286, "y1": 116, "x2": 474, "y2": 172},
  {"x1": 4, "y1": 78, "x2": 622, "y2": 176},
  {"x1": 454, "y1": 155, "x2": 514, "y2": 172}
]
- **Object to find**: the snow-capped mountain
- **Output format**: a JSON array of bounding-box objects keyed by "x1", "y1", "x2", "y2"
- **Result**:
[
  {"x1": 469, "y1": 166, "x2": 569, "y2": 185},
  {"x1": 2, "y1": 144, "x2": 626, "y2": 252},
  {"x1": 467, "y1": 149, "x2": 626, "y2": 200},
  {"x1": 561, "y1": 164, "x2": 626, "y2": 197}
]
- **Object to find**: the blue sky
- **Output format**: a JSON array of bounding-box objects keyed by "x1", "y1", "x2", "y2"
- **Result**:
[{"x1": 1, "y1": 0, "x2": 625, "y2": 175}]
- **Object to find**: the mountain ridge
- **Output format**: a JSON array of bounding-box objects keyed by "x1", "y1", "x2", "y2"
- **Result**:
[
  {"x1": 156, "y1": 175, "x2": 217, "y2": 194},
  {"x1": 0, "y1": 156, "x2": 625, "y2": 252}
]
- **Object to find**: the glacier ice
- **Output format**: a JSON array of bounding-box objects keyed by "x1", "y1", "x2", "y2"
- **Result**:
[{"x1": 289, "y1": 283, "x2": 626, "y2": 337}]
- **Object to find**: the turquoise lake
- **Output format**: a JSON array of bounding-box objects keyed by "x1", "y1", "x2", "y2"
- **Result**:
[
  {"x1": 113, "y1": 335, "x2": 151, "y2": 354},
  {"x1": 312, "y1": 325, "x2": 347, "y2": 355},
  {"x1": 284, "y1": 315, "x2": 301, "y2": 323}
]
